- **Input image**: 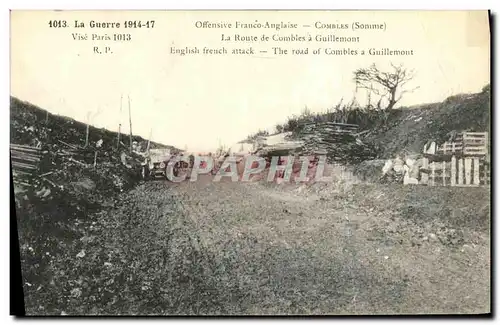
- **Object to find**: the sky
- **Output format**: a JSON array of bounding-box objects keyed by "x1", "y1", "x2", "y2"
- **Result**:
[{"x1": 11, "y1": 10, "x2": 490, "y2": 152}]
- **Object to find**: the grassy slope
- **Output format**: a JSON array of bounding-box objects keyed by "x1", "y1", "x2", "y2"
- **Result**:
[
  {"x1": 10, "y1": 96, "x2": 176, "y2": 151},
  {"x1": 364, "y1": 86, "x2": 491, "y2": 158},
  {"x1": 254, "y1": 85, "x2": 491, "y2": 160}
]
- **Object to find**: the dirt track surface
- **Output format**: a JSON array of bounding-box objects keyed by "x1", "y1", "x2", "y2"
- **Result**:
[{"x1": 23, "y1": 176, "x2": 490, "y2": 315}]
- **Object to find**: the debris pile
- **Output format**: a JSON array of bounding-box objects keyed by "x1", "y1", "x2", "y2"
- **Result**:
[
  {"x1": 293, "y1": 121, "x2": 377, "y2": 164},
  {"x1": 353, "y1": 154, "x2": 423, "y2": 184},
  {"x1": 10, "y1": 96, "x2": 178, "y2": 205}
]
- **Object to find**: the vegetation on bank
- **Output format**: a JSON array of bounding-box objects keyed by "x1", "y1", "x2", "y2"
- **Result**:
[{"x1": 245, "y1": 63, "x2": 490, "y2": 159}]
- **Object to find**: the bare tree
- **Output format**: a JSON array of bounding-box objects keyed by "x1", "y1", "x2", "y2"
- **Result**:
[{"x1": 353, "y1": 63, "x2": 419, "y2": 110}]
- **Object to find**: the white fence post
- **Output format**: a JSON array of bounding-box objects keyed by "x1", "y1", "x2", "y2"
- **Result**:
[
  {"x1": 464, "y1": 158, "x2": 472, "y2": 185},
  {"x1": 458, "y1": 158, "x2": 464, "y2": 185},
  {"x1": 442, "y1": 161, "x2": 446, "y2": 186},
  {"x1": 451, "y1": 155, "x2": 456, "y2": 186},
  {"x1": 473, "y1": 157, "x2": 480, "y2": 186}
]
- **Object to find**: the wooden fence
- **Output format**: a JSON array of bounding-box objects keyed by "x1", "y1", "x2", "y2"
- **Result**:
[
  {"x1": 421, "y1": 132, "x2": 490, "y2": 187},
  {"x1": 435, "y1": 132, "x2": 488, "y2": 156}
]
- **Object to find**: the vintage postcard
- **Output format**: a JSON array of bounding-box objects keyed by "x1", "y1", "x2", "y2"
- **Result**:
[{"x1": 10, "y1": 10, "x2": 491, "y2": 316}]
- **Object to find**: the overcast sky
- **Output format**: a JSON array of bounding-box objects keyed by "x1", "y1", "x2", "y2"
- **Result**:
[{"x1": 11, "y1": 10, "x2": 490, "y2": 152}]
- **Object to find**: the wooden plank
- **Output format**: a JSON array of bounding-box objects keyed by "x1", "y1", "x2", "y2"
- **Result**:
[
  {"x1": 10, "y1": 146, "x2": 41, "y2": 154},
  {"x1": 12, "y1": 158, "x2": 37, "y2": 166},
  {"x1": 464, "y1": 149, "x2": 487, "y2": 154},
  {"x1": 68, "y1": 157, "x2": 87, "y2": 166},
  {"x1": 464, "y1": 150, "x2": 487, "y2": 155},
  {"x1": 58, "y1": 139, "x2": 79, "y2": 149},
  {"x1": 462, "y1": 133, "x2": 487, "y2": 139},
  {"x1": 463, "y1": 143, "x2": 487, "y2": 148},
  {"x1": 451, "y1": 156, "x2": 456, "y2": 186},
  {"x1": 10, "y1": 149, "x2": 40, "y2": 156},
  {"x1": 11, "y1": 156, "x2": 39, "y2": 163},
  {"x1": 12, "y1": 165, "x2": 37, "y2": 171},
  {"x1": 10, "y1": 154, "x2": 40, "y2": 162},
  {"x1": 463, "y1": 140, "x2": 486, "y2": 144},
  {"x1": 464, "y1": 148, "x2": 487, "y2": 153},
  {"x1": 10, "y1": 150, "x2": 40, "y2": 156},
  {"x1": 12, "y1": 162, "x2": 37, "y2": 170},
  {"x1": 13, "y1": 180, "x2": 33, "y2": 187},
  {"x1": 10, "y1": 143, "x2": 41, "y2": 149},
  {"x1": 324, "y1": 122, "x2": 359, "y2": 128},
  {"x1": 13, "y1": 170, "x2": 32, "y2": 176},
  {"x1": 463, "y1": 139, "x2": 486, "y2": 143},
  {"x1": 458, "y1": 158, "x2": 464, "y2": 185},
  {"x1": 463, "y1": 134, "x2": 487, "y2": 138},
  {"x1": 11, "y1": 155, "x2": 41, "y2": 162},
  {"x1": 464, "y1": 147, "x2": 486, "y2": 152},
  {"x1": 464, "y1": 132, "x2": 488, "y2": 135},
  {"x1": 10, "y1": 150, "x2": 41, "y2": 157},
  {"x1": 464, "y1": 158, "x2": 472, "y2": 185},
  {"x1": 463, "y1": 142, "x2": 486, "y2": 146},
  {"x1": 464, "y1": 148, "x2": 487, "y2": 152},
  {"x1": 11, "y1": 161, "x2": 38, "y2": 169}
]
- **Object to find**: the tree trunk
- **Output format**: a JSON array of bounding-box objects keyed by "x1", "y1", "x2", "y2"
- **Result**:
[
  {"x1": 84, "y1": 124, "x2": 89, "y2": 148},
  {"x1": 387, "y1": 88, "x2": 397, "y2": 110}
]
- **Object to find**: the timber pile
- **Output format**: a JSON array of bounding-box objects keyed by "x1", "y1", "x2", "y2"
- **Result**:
[
  {"x1": 11, "y1": 136, "x2": 145, "y2": 195},
  {"x1": 10, "y1": 143, "x2": 44, "y2": 186},
  {"x1": 251, "y1": 121, "x2": 377, "y2": 164},
  {"x1": 256, "y1": 141, "x2": 304, "y2": 157},
  {"x1": 294, "y1": 121, "x2": 377, "y2": 163}
]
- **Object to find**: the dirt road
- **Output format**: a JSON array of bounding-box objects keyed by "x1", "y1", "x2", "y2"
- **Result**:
[{"x1": 34, "y1": 175, "x2": 490, "y2": 315}]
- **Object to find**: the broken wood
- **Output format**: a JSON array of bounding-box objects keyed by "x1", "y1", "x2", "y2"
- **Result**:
[
  {"x1": 10, "y1": 144, "x2": 41, "y2": 153},
  {"x1": 41, "y1": 176, "x2": 58, "y2": 188},
  {"x1": 67, "y1": 157, "x2": 86, "y2": 166},
  {"x1": 353, "y1": 129, "x2": 371, "y2": 137},
  {"x1": 39, "y1": 171, "x2": 54, "y2": 177},
  {"x1": 12, "y1": 161, "x2": 37, "y2": 170},
  {"x1": 13, "y1": 180, "x2": 32, "y2": 187},
  {"x1": 11, "y1": 153, "x2": 40, "y2": 162},
  {"x1": 13, "y1": 170, "x2": 32, "y2": 177},
  {"x1": 84, "y1": 122, "x2": 90, "y2": 148},
  {"x1": 58, "y1": 140, "x2": 78, "y2": 149}
]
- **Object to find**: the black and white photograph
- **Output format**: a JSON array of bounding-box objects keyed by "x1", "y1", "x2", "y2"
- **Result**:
[{"x1": 10, "y1": 9, "x2": 491, "y2": 316}]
